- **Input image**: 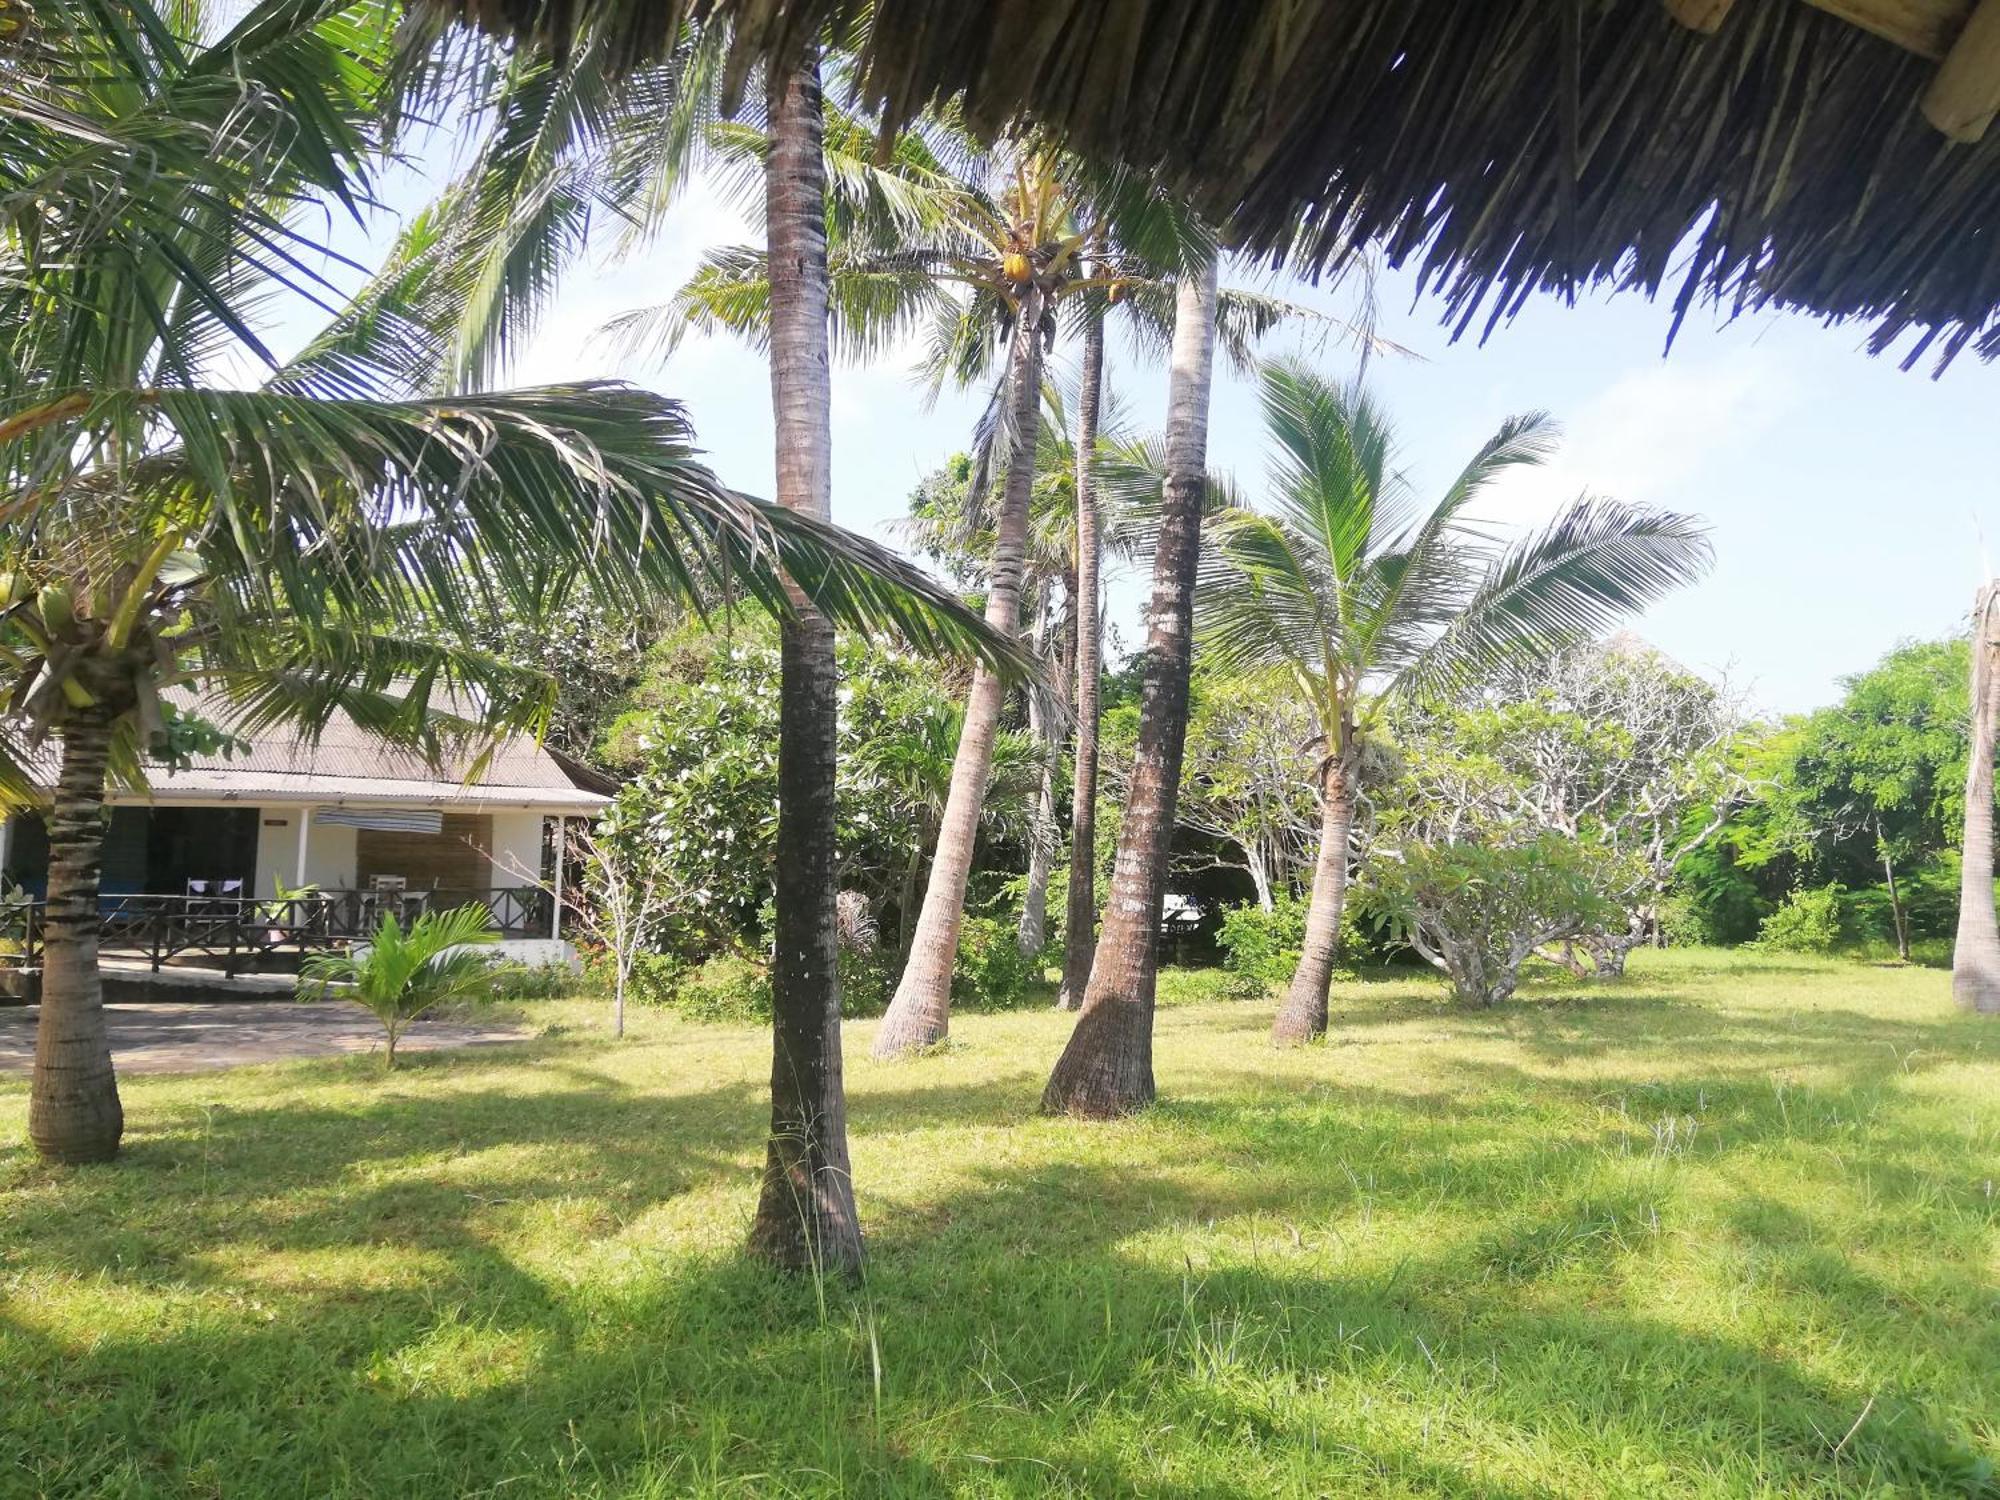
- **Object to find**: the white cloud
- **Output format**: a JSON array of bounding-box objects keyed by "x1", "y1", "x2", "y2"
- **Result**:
[{"x1": 1473, "y1": 346, "x2": 1799, "y2": 528}]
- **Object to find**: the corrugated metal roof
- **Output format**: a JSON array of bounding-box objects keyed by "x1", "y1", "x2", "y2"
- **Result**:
[{"x1": 22, "y1": 696, "x2": 610, "y2": 812}]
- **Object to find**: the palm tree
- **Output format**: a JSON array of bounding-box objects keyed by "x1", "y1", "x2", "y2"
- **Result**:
[
  {"x1": 1197, "y1": 363, "x2": 1714, "y2": 1046},
  {"x1": 590, "y1": 119, "x2": 1107, "y2": 1063},
  {"x1": 749, "y1": 45, "x2": 862, "y2": 1271},
  {"x1": 632, "y1": 157, "x2": 1366, "y2": 1057},
  {"x1": 1042, "y1": 256, "x2": 1219, "y2": 1117},
  {"x1": 1, "y1": 0, "x2": 1028, "y2": 1165},
  {"x1": 1058, "y1": 299, "x2": 1108, "y2": 1008},
  {"x1": 298, "y1": 905, "x2": 499, "y2": 1070},
  {"x1": 1953, "y1": 580, "x2": 2000, "y2": 1014},
  {"x1": 858, "y1": 698, "x2": 1040, "y2": 960}
]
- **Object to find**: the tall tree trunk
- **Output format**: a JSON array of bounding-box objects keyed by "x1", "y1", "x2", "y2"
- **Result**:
[
  {"x1": 1042, "y1": 258, "x2": 1216, "y2": 1116},
  {"x1": 1880, "y1": 832, "x2": 1910, "y2": 963},
  {"x1": 28, "y1": 705, "x2": 123, "y2": 1164},
  {"x1": 1058, "y1": 302, "x2": 1107, "y2": 1011},
  {"x1": 1017, "y1": 587, "x2": 1058, "y2": 956},
  {"x1": 748, "y1": 51, "x2": 863, "y2": 1273},
  {"x1": 1271, "y1": 750, "x2": 1356, "y2": 1046},
  {"x1": 875, "y1": 292, "x2": 1045, "y2": 1059},
  {"x1": 1956, "y1": 581, "x2": 2000, "y2": 1013}
]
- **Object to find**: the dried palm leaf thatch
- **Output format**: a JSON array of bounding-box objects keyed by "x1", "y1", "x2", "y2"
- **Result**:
[{"x1": 417, "y1": 0, "x2": 2000, "y2": 368}]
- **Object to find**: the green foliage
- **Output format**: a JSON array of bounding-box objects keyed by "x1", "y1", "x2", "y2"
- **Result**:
[
  {"x1": 1370, "y1": 835, "x2": 1627, "y2": 1004},
  {"x1": 669, "y1": 955, "x2": 774, "y2": 1025},
  {"x1": 952, "y1": 916, "x2": 1046, "y2": 1010},
  {"x1": 598, "y1": 618, "x2": 1037, "y2": 963},
  {"x1": 1217, "y1": 895, "x2": 1310, "y2": 991},
  {"x1": 611, "y1": 950, "x2": 687, "y2": 1010},
  {"x1": 297, "y1": 905, "x2": 498, "y2": 1067},
  {"x1": 1682, "y1": 638, "x2": 1975, "y2": 945},
  {"x1": 487, "y1": 962, "x2": 587, "y2": 1002},
  {"x1": 1753, "y1": 885, "x2": 1844, "y2": 954}
]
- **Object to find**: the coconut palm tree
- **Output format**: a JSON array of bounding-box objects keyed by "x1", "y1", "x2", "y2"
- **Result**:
[
  {"x1": 1042, "y1": 257, "x2": 1219, "y2": 1117},
  {"x1": 1058, "y1": 299, "x2": 1108, "y2": 1008},
  {"x1": 1196, "y1": 363, "x2": 1714, "y2": 1047},
  {"x1": 630, "y1": 160, "x2": 1373, "y2": 1056},
  {"x1": 750, "y1": 44, "x2": 862, "y2": 1271},
  {"x1": 1, "y1": 0, "x2": 1027, "y2": 1165},
  {"x1": 1953, "y1": 580, "x2": 2000, "y2": 1014}
]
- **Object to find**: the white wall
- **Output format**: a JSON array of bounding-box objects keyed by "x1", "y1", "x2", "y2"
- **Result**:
[
  {"x1": 486, "y1": 811, "x2": 547, "y2": 888},
  {"x1": 251, "y1": 808, "x2": 356, "y2": 897}
]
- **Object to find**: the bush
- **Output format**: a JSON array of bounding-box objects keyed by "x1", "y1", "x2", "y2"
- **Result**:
[
  {"x1": 487, "y1": 961, "x2": 586, "y2": 1001},
  {"x1": 1217, "y1": 895, "x2": 1309, "y2": 992},
  {"x1": 670, "y1": 953, "x2": 772, "y2": 1024},
  {"x1": 610, "y1": 949, "x2": 688, "y2": 1009},
  {"x1": 1755, "y1": 884, "x2": 1843, "y2": 954},
  {"x1": 1370, "y1": 834, "x2": 1626, "y2": 1006},
  {"x1": 953, "y1": 915, "x2": 1044, "y2": 1010},
  {"x1": 838, "y1": 947, "x2": 893, "y2": 1017}
]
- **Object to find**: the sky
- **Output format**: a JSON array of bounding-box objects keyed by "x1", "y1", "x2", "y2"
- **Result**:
[{"x1": 319, "y1": 147, "x2": 2000, "y2": 720}]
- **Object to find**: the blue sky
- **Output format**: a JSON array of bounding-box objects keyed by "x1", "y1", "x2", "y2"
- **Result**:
[{"x1": 321, "y1": 158, "x2": 2000, "y2": 717}]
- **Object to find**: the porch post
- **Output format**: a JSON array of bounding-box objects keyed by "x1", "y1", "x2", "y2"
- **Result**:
[
  {"x1": 294, "y1": 805, "x2": 313, "y2": 889},
  {"x1": 551, "y1": 816, "x2": 565, "y2": 939},
  {"x1": 0, "y1": 812, "x2": 11, "y2": 889}
]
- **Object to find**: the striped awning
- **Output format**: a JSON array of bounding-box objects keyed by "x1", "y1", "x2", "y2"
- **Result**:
[{"x1": 313, "y1": 808, "x2": 445, "y2": 834}]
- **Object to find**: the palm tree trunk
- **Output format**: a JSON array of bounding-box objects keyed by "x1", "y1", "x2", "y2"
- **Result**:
[
  {"x1": 875, "y1": 291, "x2": 1045, "y2": 1059},
  {"x1": 1042, "y1": 257, "x2": 1216, "y2": 1116},
  {"x1": 28, "y1": 704, "x2": 124, "y2": 1164},
  {"x1": 1058, "y1": 302, "x2": 1106, "y2": 1011},
  {"x1": 748, "y1": 49, "x2": 863, "y2": 1273},
  {"x1": 1271, "y1": 752, "x2": 1355, "y2": 1045},
  {"x1": 1017, "y1": 587, "x2": 1058, "y2": 956},
  {"x1": 1955, "y1": 580, "x2": 2000, "y2": 1014}
]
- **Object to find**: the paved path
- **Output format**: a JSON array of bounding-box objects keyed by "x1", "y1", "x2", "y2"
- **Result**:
[{"x1": 0, "y1": 1001, "x2": 528, "y2": 1074}]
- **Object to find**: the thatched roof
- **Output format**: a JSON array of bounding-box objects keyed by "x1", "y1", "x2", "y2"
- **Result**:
[{"x1": 428, "y1": 0, "x2": 2000, "y2": 367}]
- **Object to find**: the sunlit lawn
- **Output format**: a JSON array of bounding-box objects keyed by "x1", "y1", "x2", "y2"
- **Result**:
[{"x1": 3, "y1": 950, "x2": 1997, "y2": 1497}]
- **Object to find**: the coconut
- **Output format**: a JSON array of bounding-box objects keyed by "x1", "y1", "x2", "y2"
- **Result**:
[{"x1": 1002, "y1": 250, "x2": 1032, "y2": 284}]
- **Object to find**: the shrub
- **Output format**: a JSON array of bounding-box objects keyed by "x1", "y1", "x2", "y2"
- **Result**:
[
  {"x1": 838, "y1": 947, "x2": 893, "y2": 1017},
  {"x1": 670, "y1": 953, "x2": 773, "y2": 1024},
  {"x1": 953, "y1": 915, "x2": 1044, "y2": 1010},
  {"x1": 487, "y1": 962, "x2": 584, "y2": 1001},
  {"x1": 1755, "y1": 884, "x2": 1842, "y2": 954},
  {"x1": 608, "y1": 949, "x2": 687, "y2": 1009},
  {"x1": 1217, "y1": 895, "x2": 1308, "y2": 992},
  {"x1": 1370, "y1": 834, "x2": 1625, "y2": 1006}
]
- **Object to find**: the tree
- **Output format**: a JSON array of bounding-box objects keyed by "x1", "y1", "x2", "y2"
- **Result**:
[
  {"x1": 1406, "y1": 641, "x2": 1747, "y2": 975},
  {"x1": 1198, "y1": 363, "x2": 1713, "y2": 1047},
  {"x1": 751, "y1": 46, "x2": 863, "y2": 1270},
  {"x1": 1059, "y1": 300, "x2": 1108, "y2": 1007},
  {"x1": 569, "y1": 817, "x2": 667, "y2": 1039},
  {"x1": 1170, "y1": 664, "x2": 1322, "y2": 910},
  {"x1": 1956, "y1": 582, "x2": 2000, "y2": 1013},
  {"x1": 1042, "y1": 256, "x2": 1219, "y2": 1117},
  {"x1": 1371, "y1": 835, "x2": 1626, "y2": 1007},
  {"x1": 298, "y1": 906, "x2": 499, "y2": 1069},
  {"x1": 2, "y1": 0, "x2": 1028, "y2": 1166}
]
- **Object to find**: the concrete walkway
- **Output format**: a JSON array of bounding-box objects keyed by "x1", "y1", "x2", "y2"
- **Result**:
[{"x1": 0, "y1": 1000, "x2": 528, "y2": 1075}]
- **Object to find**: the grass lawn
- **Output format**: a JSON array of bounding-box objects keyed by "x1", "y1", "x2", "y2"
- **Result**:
[{"x1": 3, "y1": 950, "x2": 1997, "y2": 1498}]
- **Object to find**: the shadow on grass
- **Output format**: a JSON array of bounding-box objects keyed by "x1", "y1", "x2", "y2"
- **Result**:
[{"x1": 2, "y1": 991, "x2": 1996, "y2": 1497}]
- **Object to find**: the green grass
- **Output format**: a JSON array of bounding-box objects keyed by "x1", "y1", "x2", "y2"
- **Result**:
[{"x1": 3, "y1": 950, "x2": 1997, "y2": 1497}]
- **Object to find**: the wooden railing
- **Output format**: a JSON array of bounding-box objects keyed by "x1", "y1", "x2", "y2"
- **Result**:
[{"x1": 0, "y1": 887, "x2": 553, "y2": 978}]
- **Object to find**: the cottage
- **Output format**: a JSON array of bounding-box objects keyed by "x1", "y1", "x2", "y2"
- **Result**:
[{"x1": 0, "y1": 706, "x2": 607, "y2": 976}]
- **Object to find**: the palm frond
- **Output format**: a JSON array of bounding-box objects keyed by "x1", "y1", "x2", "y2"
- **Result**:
[{"x1": 1396, "y1": 497, "x2": 1714, "y2": 702}]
